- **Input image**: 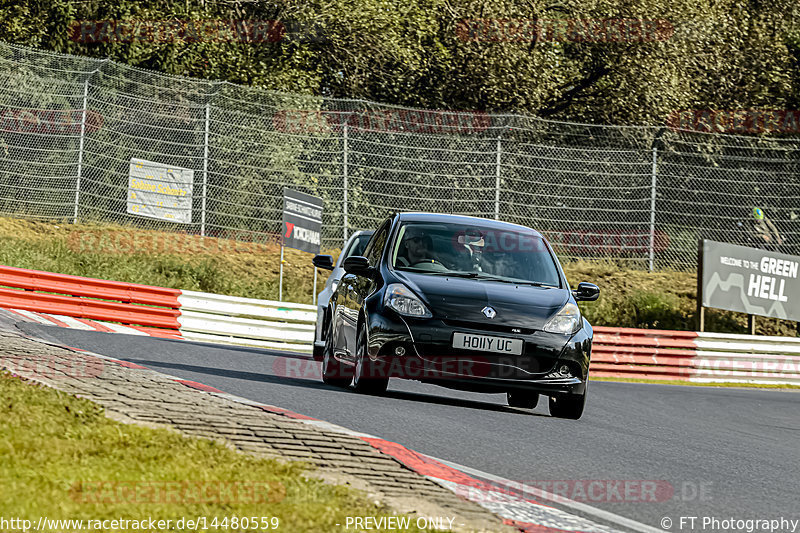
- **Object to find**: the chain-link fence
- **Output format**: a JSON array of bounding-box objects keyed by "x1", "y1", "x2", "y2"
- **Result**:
[{"x1": 1, "y1": 40, "x2": 799, "y2": 270}]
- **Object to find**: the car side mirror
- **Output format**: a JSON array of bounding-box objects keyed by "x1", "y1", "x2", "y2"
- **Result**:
[
  {"x1": 312, "y1": 254, "x2": 335, "y2": 271},
  {"x1": 573, "y1": 282, "x2": 600, "y2": 302},
  {"x1": 342, "y1": 256, "x2": 374, "y2": 277}
]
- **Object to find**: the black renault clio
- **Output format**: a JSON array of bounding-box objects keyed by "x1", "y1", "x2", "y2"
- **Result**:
[{"x1": 321, "y1": 213, "x2": 599, "y2": 419}]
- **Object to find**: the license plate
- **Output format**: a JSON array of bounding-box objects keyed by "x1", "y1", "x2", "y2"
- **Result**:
[{"x1": 452, "y1": 332, "x2": 523, "y2": 355}]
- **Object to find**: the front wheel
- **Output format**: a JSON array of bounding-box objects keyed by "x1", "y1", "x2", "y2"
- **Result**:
[
  {"x1": 321, "y1": 313, "x2": 352, "y2": 388},
  {"x1": 353, "y1": 324, "x2": 389, "y2": 395},
  {"x1": 549, "y1": 389, "x2": 586, "y2": 420}
]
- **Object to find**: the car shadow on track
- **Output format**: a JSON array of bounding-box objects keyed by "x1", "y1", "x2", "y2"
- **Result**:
[
  {"x1": 124, "y1": 357, "x2": 543, "y2": 416},
  {"x1": 381, "y1": 388, "x2": 548, "y2": 417},
  {"x1": 122, "y1": 358, "x2": 335, "y2": 392}
]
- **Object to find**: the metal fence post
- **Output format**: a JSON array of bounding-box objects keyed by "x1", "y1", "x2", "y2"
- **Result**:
[
  {"x1": 73, "y1": 79, "x2": 89, "y2": 224},
  {"x1": 343, "y1": 123, "x2": 349, "y2": 241},
  {"x1": 201, "y1": 102, "x2": 210, "y2": 237},
  {"x1": 649, "y1": 145, "x2": 658, "y2": 271},
  {"x1": 696, "y1": 239, "x2": 705, "y2": 332},
  {"x1": 494, "y1": 137, "x2": 502, "y2": 220}
]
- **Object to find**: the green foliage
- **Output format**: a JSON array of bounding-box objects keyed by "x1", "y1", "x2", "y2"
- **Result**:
[
  {"x1": 0, "y1": 217, "x2": 328, "y2": 303},
  {"x1": 0, "y1": 0, "x2": 798, "y2": 124}
]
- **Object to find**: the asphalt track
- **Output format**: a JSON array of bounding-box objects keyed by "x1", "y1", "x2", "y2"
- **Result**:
[{"x1": 17, "y1": 322, "x2": 800, "y2": 532}]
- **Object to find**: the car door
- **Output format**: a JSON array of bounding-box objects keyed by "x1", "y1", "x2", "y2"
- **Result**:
[{"x1": 340, "y1": 220, "x2": 390, "y2": 360}]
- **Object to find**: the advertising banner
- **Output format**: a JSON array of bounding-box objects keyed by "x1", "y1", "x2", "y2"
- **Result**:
[
  {"x1": 282, "y1": 189, "x2": 323, "y2": 254},
  {"x1": 127, "y1": 158, "x2": 193, "y2": 223},
  {"x1": 701, "y1": 240, "x2": 800, "y2": 322}
]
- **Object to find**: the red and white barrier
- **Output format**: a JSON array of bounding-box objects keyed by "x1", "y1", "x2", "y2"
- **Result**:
[
  {"x1": 0, "y1": 265, "x2": 315, "y2": 353},
  {"x1": 592, "y1": 326, "x2": 800, "y2": 385}
]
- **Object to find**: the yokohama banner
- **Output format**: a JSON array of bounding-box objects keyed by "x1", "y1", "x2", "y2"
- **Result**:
[{"x1": 282, "y1": 189, "x2": 323, "y2": 254}]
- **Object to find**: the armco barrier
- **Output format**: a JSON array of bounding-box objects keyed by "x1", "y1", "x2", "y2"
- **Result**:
[
  {"x1": 0, "y1": 265, "x2": 181, "y2": 329},
  {"x1": 0, "y1": 265, "x2": 315, "y2": 353},
  {"x1": 592, "y1": 326, "x2": 800, "y2": 385},
  {"x1": 176, "y1": 291, "x2": 316, "y2": 353}
]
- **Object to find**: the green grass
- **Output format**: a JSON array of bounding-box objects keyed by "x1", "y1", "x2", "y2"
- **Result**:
[
  {"x1": 0, "y1": 216, "x2": 797, "y2": 336},
  {"x1": 0, "y1": 217, "x2": 330, "y2": 304},
  {"x1": 0, "y1": 372, "x2": 431, "y2": 532}
]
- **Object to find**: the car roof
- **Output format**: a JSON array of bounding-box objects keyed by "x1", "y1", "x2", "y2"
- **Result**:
[{"x1": 395, "y1": 212, "x2": 544, "y2": 238}]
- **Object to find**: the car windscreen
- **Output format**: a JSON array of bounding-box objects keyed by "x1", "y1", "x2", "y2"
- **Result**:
[{"x1": 391, "y1": 222, "x2": 561, "y2": 287}]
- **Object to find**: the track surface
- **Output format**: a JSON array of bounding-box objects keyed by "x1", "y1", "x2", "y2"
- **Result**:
[{"x1": 19, "y1": 322, "x2": 800, "y2": 531}]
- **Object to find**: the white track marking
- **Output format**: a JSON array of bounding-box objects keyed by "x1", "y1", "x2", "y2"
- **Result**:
[
  {"x1": 431, "y1": 456, "x2": 665, "y2": 533},
  {"x1": 99, "y1": 322, "x2": 148, "y2": 336},
  {"x1": 48, "y1": 314, "x2": 96, "y2": 331},
  {"x1": 11, "y1": 309, "x2": 55, "y2": 325}
]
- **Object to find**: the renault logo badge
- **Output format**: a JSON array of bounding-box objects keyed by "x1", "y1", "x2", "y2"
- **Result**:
[{"x1": 482, "y1": 306, "x2": 496, "y2": 319}]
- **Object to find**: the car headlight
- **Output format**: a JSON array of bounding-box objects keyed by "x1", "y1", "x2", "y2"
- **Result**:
[
  {"x1": 543, "y1": 302, "x2": 581, "y2": 334},
  {"x1": 384, "y1": 283, "x2": 432, "y2": 318}
]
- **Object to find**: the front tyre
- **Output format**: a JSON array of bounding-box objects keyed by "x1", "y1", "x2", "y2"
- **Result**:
[
  {"x1": 353, "y1": 323, "x2": 389, "y2": 395},
  {"x1": 312, "y1": 310, "x2": 329, "y2": 361},
  {"x1": 549, "y1": 388, "x2": 586, "y2": 420},
  {"x1": 321, "y1": 314, "x2": 352, "y2": 388}
]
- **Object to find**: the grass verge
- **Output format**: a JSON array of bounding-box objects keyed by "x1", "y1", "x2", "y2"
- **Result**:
[
  {"x1": 0, "y1": 372, "x2": 431, "y2": 532},
  {"x1": 0, "y1": 217, "x2": 328, "y2": 304}
]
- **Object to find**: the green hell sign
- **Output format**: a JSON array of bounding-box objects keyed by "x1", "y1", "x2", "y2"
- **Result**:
[{"x1": 700, "y1": 240, "x2": 800, "y2": 322}]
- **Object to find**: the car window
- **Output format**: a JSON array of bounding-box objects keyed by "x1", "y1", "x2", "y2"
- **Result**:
[
  {"x1": 364, "y1": 221, "x2": 390, "y2": 265},
  {"x1": 347, "y1": 234, "x2": 371, "y2": 258},
  {"x1": 338, "y1": 233, "x2": 372, "y2": 266},
  {"x1": 391, "y1": 222, "x2": 561, "y2": 287}
]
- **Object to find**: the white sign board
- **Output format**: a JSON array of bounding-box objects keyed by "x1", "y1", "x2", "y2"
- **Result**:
[
  {"x1": 701, "y1": 240, "x2": 800, "y2": 322},
  {"x1": 127, "y1": 158, "x2": 193, "y2": 223}
]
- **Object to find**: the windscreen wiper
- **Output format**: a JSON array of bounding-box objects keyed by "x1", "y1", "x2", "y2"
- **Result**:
[
  {"x1": 428, "y1": 271, "x2": 481, "y2": 278},
  {"x1": 471, "y1": 274, "x2": 553, "y2": 287},
  {"x1": 429, "y1": 271, "x2": 553, "y2": 287}
]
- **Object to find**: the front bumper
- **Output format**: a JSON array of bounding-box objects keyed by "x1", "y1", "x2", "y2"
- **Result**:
[{"x1": 365, "y1": 310, "x2": 592, "y2": 395}]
